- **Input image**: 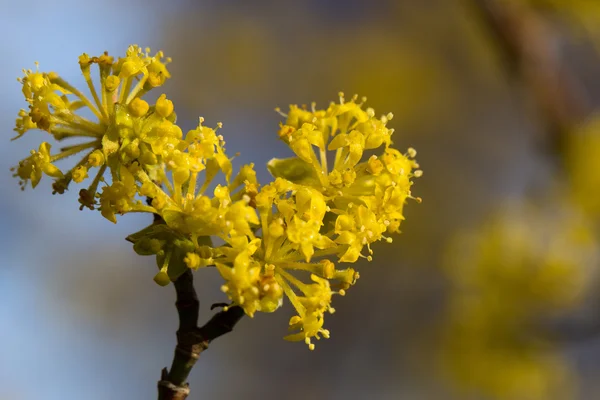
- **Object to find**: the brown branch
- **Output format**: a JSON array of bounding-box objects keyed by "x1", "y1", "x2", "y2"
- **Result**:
[
  {"x1": 147, "y1": 195, "x2": 245, "y2": 399},
  {"x1": 157, "y1": 269, "x2": 245, "y2": 400},
  {"x1": 469, "y1": 0, "x2": 592, "y2": 153}
]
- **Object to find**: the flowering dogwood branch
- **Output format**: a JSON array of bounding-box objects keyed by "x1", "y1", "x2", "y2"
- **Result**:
[{"x1": 10, "y1": 45, "x2": 421, "y2": 398}]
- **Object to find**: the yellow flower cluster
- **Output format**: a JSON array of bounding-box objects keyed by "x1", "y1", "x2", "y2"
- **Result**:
[
  {"x1": 13, "y1": 46, "x2": 173, "y2": 206},
  {"x1": 441, "y1": 201, "x2": 597, "y2": 399},
  {"x1": 11, "y1": 47, "x2": 420, "y2": 349},
  {"x1": 271, "y1": 94, "x2": 422, "y2": 260}
]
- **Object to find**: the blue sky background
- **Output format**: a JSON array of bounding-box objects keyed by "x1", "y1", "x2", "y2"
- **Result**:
[{"x1": 0, "y1": 1, "x2": 186, "y2": 399}]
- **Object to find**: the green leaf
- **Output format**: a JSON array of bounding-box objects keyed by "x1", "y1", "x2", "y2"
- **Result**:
[
  {"x1": 166, "y1": 246, "x2": 191, "y2": 282},
  {"x1": 161, "y1": 209, "x2": 187, "y2": 232},
  {"x1": 126, "y1": 222, "x2": 182, "y2": 244},
  {"x1": 129, "y1": 223, "x2": 215, "y2": 285},
  {"x1": 132, "y1": 238, "x2": 164, "y2": 256},
  {"x1": 160, "y1": 237, "x2": 197, "y2": 284},
  {"x1": 172, "y1": 238, "x2": 195, "y2": 254},
  {"x1": 267, "y1": 157, "x2": 320, "y2": 186},
  {"x1": 196, "y1": 235, "x2": 213, "y2": 247}
]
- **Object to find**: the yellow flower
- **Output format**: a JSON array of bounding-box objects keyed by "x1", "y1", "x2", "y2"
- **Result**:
[
  {"x1": 335, "y1": 205, "x2": 386, "y2": 262},
  {"x1": 286, "y1": 215, "x2": 336, "y2": 262},
  {"x1": 281, "y1": 274, "x2": 336, "y2": 350},
  {"x1": 216, "y1": 238, "x2": 266, "y2": 317},
  {"x1": 13, "y1": 142, "x2": 63, "y2": 189},
  {"x1": 72, "y1": 165, "x2": 89, "y2": 183},
  {"x1": 99, "y1": 165, "x2": 143, "y2": 223}
]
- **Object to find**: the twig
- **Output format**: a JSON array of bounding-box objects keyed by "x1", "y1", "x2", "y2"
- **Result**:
[
  {"x1": 157, "y1": 268, "x2": 245, "y2": 400},
  {"x1": 469, "y1": 0, "x2": 592, "y2": 153}
]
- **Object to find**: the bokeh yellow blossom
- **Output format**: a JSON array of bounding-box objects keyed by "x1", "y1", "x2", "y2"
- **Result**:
[{"x1": 440, "y1": 199, "x2": 597, "y2": 399}]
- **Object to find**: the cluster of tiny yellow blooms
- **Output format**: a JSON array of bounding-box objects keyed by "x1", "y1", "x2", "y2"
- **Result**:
[
  {"x1": 11, "y1": 46, "x2": 421, "y2": 350},
  {"x1": 441, "y1": 201, "x2": 597, "y2": 399}
]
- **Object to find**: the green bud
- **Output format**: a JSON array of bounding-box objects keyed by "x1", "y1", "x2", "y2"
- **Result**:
[{"x1": 153, "y1": 270, "x2": 171, "y2": 286}]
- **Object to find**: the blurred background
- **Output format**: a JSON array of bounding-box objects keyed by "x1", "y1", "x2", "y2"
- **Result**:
[{"x1": 2, "y1": 0, "x2": 600, "y2": 399}]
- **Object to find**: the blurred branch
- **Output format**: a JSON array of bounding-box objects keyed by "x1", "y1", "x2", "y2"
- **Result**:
[
  {"x1": 157, "y1": 269, "x2": 245, "y2": 400},
  {"x1": 470, "y1": 0, "x2": 592, "y2": 153},
  {"x1": 540, "y1": 316, "x2": 600, "y2": 345}
]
